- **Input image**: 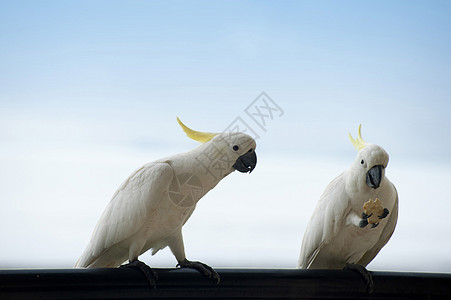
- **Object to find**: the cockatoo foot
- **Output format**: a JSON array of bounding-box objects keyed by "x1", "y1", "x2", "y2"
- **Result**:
[
  {"x1": 120, "y1": 260, "x2": 158, "y2": 288},
  {"x1": 177, "y1": 259, "x2": 220, "y2": 284},
  {"x1": 359, "y1": 212, "x2": 372, "y2": 228},
  {"x1": 378, "y1": 208, "x2": 389, "y2": 219},
  {"x1": 359, "y1": 219, "x2": 369, "y2": 228},
  {"x1": 344, "y1": 263, "x2": 374, "y2": 294},
  {"x1": 361, "y1": 212, "x2": 372, "y2": 219}
]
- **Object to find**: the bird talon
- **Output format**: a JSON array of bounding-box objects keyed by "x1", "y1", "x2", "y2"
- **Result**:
[
  {"x1": 178, "y1": 259, "x2": 221, "y2": 284},
  {"x1": 120, "y1": 260, "x2": 158, "y2": 288},
  {"x1": 361, "y1": 212, "x2": 372, "y2": 219},
  {"x1": 344, "y1": 263, "x2": 374, "y2": 294},
  {"x1": 378, "y1": 208, "x2": 390, "y2": 219},
  {"x1": 359, "y1": 219, "x2": 369, "y2": 228}
]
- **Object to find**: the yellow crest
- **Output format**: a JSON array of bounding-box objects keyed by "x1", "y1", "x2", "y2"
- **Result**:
[
  {"x1": 177, "y1": 117, "x2": 218, "y2": 143},
  {"x1": 348, "y1": 124, "x2": 367, "y2": 150}
]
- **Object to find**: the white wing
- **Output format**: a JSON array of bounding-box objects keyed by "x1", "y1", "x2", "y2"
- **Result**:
[
  {"x1": 76, "y1": 162, "x2": 173, "y2": 267},
  {"x1": 357, "y1": 184, "x2": 399, "y2": 266},
  {"x1": 298, "y1": 173, "x2": 351, "y2": 268}
]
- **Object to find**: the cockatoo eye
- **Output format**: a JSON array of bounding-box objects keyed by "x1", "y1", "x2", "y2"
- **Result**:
[
  {"x1": 361, "y1": 159, "x2": 365, "y2": 165},
  {"x1": 232, "y1": 145, "x2": 239, "y2": 151}
]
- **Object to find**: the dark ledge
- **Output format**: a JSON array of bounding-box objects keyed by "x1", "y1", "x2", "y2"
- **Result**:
[{"x1": 1, "y1": 268, "x2": 450, "y2": 299}]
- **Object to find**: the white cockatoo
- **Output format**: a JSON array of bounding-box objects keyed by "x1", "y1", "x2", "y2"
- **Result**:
[
  {"x1": 76, "y1": 118, "x2": 257, "y2": 285},
  {"x1": 298, "y1": 125, "x2": 398, "y2": 292}
]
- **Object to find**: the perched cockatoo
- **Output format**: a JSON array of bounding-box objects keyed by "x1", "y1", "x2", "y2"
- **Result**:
[
  {"x1": 76, "y1": 118, "x2": 257, "y2": 285},
  {"x1": 298, "y1": 125, "x2": 398, "y2": 292}
]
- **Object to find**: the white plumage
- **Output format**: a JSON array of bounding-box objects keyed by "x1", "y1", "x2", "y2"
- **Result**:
[
  {"x1": 298, "y1": 134, "x2": 398, "y2": 269},
  {"x1": 76, "y1": 126, "x2": 257, "y2": 271}
]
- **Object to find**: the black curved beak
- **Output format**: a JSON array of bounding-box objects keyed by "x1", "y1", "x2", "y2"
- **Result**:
[
  {"x1": 233, "y1": 149, "x2": 257, "y2": 173},
  {"x1": 366, "y1": 165, "x2": 383, "y2": 189}
]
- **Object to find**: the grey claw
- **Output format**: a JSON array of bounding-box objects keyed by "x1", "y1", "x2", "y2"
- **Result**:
[
  {"x1": 359, "y1": 219, "x2": 369, "y2": 228},
  {"x1": 371, "y1": 222, "x2": 379, "y2": 228},
  {"x1": 344, "y1": 263, "x2": 374, "y2": 294},
  {"x1": 120, "y1": 260, "x2": 158, "y2": 288},
  {"x1": 378, "y1": 208, "x2": 390, "y2": 219},
  {"x1": 361, "y1": 212, "x2": 372, "y2": 219},
  {"x1": 177, "y1": 259, "x2": 220, "y2": 284}
]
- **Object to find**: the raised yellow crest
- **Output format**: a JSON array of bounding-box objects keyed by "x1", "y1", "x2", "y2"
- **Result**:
[
  {"x1": 177, "y1": 117, "x2": 218, "y2": 143},
  {"x1": 348, "y1": 124, "x2": 367, "y2": 151}
]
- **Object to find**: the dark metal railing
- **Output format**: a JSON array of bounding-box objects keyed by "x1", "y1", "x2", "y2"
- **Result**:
[{"x1": 1, "y1": 268, "x2": 450, "y2": 299}]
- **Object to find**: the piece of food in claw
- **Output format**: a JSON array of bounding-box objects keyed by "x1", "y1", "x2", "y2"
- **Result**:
[{"x1": 363, "y1": 198, "x2": 385, "y2": 224}]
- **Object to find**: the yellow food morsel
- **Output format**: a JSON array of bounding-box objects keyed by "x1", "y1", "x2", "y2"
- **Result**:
[{"x1": 363, "y1": 198, "x2": 385, "y2": 224}]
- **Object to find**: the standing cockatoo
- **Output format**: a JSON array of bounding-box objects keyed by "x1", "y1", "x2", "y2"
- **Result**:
[
  {"x1": 76, "y1": 118, "x2": 257, "y2": 285},
  {"x1": 298, "y1": 125, "x2": 398, "y2": 292}
]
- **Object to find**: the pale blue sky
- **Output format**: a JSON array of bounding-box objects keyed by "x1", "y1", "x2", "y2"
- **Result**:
[
  {"x1": 1, "y1": 1, "x2": 451, "y2": 271},
  {"x1": 2, "y1": 1, "x2": 450, "y2": 162}
]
